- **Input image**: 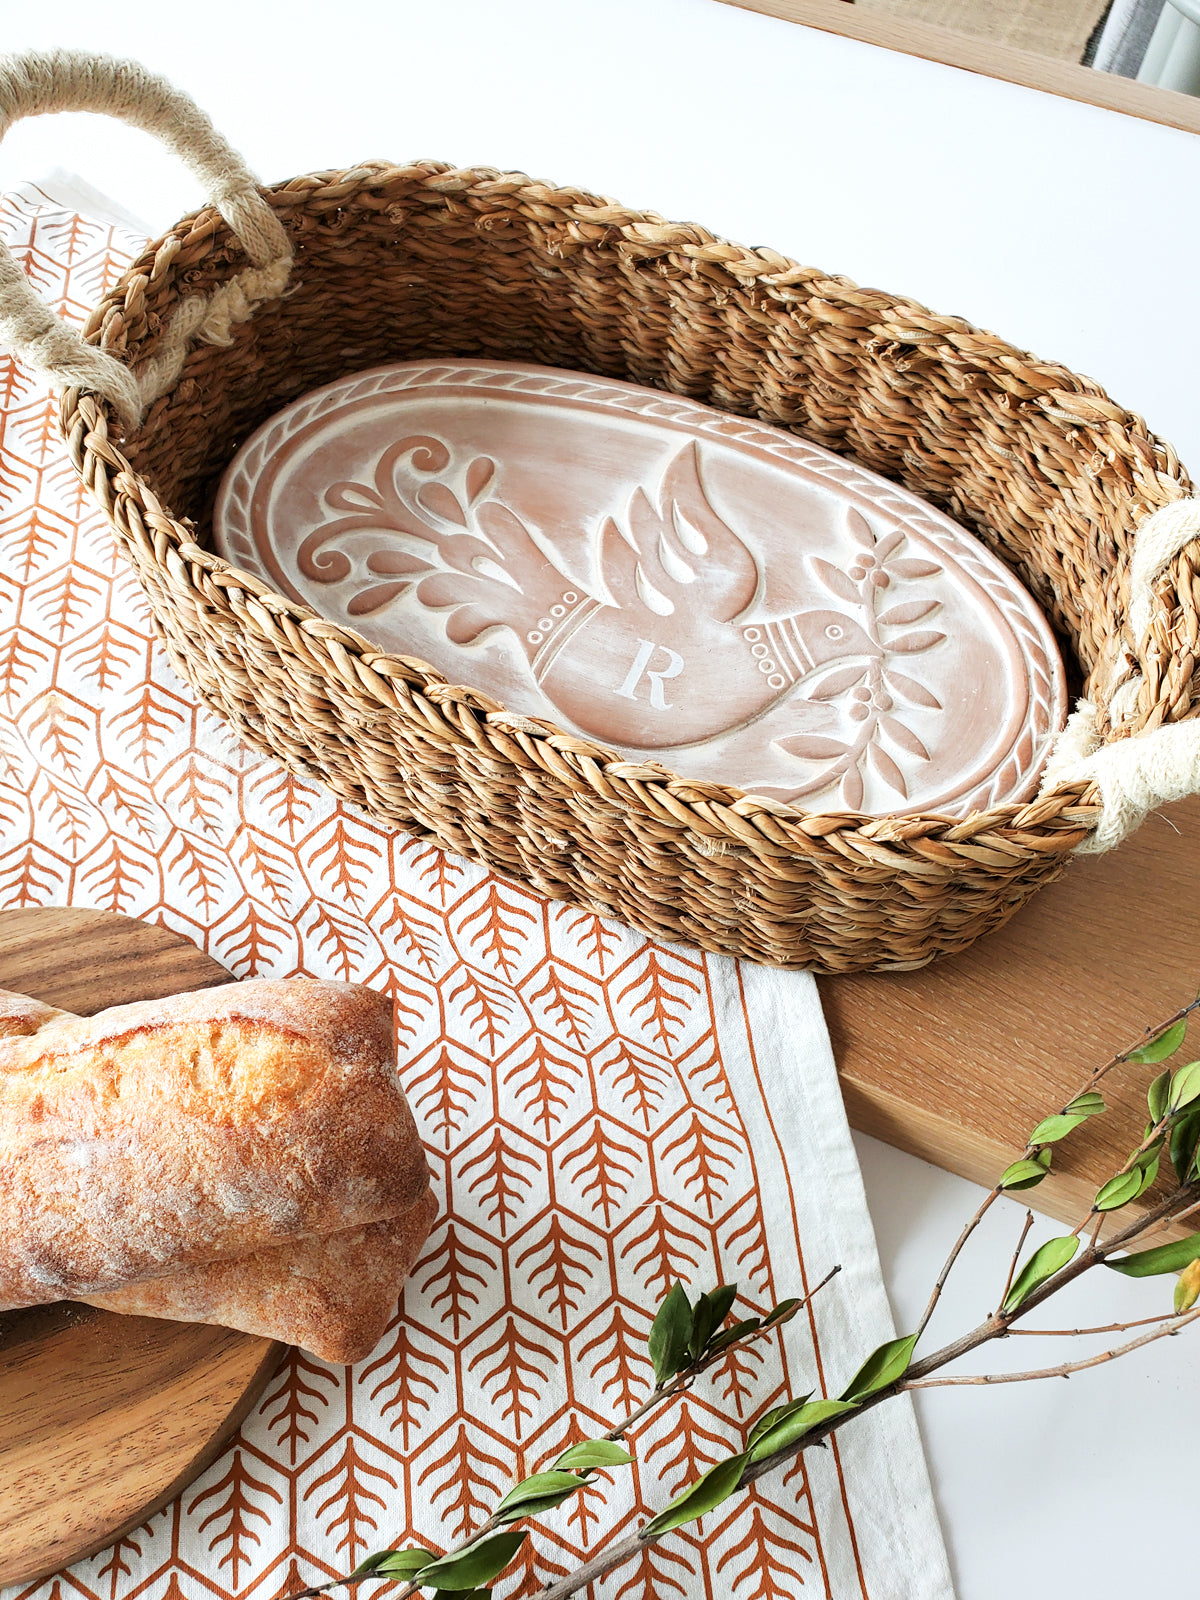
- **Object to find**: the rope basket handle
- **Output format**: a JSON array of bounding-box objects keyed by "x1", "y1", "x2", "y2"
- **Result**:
[
  {"x1": 1040, "y1": 498, "x2": 1200, "y2": 852},
  {"x1": 0, "y1": 49, "x2": 292, "y2": 427}
]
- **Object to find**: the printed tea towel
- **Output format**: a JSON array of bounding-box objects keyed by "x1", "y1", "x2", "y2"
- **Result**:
[{"x1": 0, "y1": 180, "x2": 954, "y2": 1600}]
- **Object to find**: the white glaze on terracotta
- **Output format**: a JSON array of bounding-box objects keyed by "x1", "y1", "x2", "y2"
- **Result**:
[{"x1": 213, "y1": 361, "x2": 1067, "y2": 816}]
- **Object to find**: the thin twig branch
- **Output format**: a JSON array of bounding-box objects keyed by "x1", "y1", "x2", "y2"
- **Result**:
[
  {"x1": 1006, "y1": 1313, "x2": 1177, "y2": 1337},
  {"x1": 906, "y1": 1306, "x2": 1200, "y2": 1385},
  {"x1": 998, "y1": 1210, "x2": 1035, "y2": 1309}
]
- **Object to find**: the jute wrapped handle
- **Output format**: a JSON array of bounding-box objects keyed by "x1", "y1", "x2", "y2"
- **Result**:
[
  {"x1": 1040, "y1": 497, "x2": 1200, "y2": 851},
  {"x1": 0, "y1": 50, "x2": 292, "y2": 427}
]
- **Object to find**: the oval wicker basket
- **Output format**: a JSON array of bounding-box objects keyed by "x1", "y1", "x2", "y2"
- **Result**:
[
  {"x1": 7, "y1": 62, "x2": 1186, "y2": 973},
  {"x1": 58, "y1": 161, "x2": 1199, "y2": 972}
]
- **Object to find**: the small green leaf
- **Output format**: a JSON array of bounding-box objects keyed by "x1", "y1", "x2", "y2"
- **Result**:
[
  {"x1": 1147, "y1": 1071, "x2": 1173, "y2": 1122},
  {"x1": 1128, "y1": 1019, "x2": 1187, "y2": 1064},
  {"x1": 495, "y1": 1472, "x2": 586, "y2": 1521},
  {"x1": 689, "y1": 1283, "x2": 737, "y2": 1359},
  {"x1": 553, "y1": 1439, "x2": 633, "y2": 1471},
  {"x1": 1170, "y1": 1103, "x2": 1200, "y2": 1183},
  {"x1": 840, "y1": 1334, "x2": 918, "y2": 1403},
  {"x1": 415, "y1": 1532, "x2": 526, "y2": 1592},
  {"x1": 707, "y1": 1318, "x2": 760, "y2": 1353},
  {"x1": 999, "y1": 1151, "x2": 1052, "y2": 1191},
  {"x1": 1135, "y1": 1150, "x2": 1161, "y2": 1196},
  {"x1": 1002, "y1": 1234, "x2": 1079, "y2": 1312},
  {"x1": 1095, "y1": 1168, "x2": 1144, "y2": 1211},
  {"x1": 1065, "y1": 1091, "x2": 1106, "y2": 1117},
  {"x1": 1105, "y1": 1229, "x2": 1200, "y2": 1278},
  {"x1": 648, "y1": 1282, "x2": 694, "y2": 1385},
  {"x1": 374, "y1": 1550, "x2": 437, "y2": 1580},
  {"x1": 642, "y1": 1453, "x2": 748, "y2": 1537},
  {"x1": 747, "y1": 1397, "x2": 857, "y2": 1462},
  {"x1": 349, "y1": 1549, "x2": 421, "y2": 1579},
  {"x1": 747, "y1": 1393, "x2": 814, "y2": 1450},
  {"x1": 1028, "y1": 1112, "x2": 1087, "y2": 1145},
  {"x1": 762, "y1": 1297, "x2": 802, "y2": 1328},
  {"x1": 1169, "y1": 1061, "x2": 1200, "y2": 1114}
]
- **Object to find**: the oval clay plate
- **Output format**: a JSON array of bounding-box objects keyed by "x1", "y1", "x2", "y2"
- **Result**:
[{"x1": 214, "y1": 361, "x2": 1067, "y2": 817}]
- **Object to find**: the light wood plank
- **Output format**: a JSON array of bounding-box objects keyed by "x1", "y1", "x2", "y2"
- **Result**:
[{"x1": 716, "y1": 0, "x2": 1200, "y2": 136}]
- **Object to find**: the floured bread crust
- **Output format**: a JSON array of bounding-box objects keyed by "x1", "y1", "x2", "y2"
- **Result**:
[
  {"x1": 84, "y1": 1189, "x2": 439, "y2": 1363},
  {"x1": 0, "y1": 980, "x2": 432, "y2": 1306}
]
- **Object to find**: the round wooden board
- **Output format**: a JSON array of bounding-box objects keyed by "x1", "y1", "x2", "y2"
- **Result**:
[{"x1": 0, "y1": 908, "x2": 286, "y2": 1587}]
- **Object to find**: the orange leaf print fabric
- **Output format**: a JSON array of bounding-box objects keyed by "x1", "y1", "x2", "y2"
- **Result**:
[{"x1": 0, "y1": 180, "x2": 953, "y2": 1600}]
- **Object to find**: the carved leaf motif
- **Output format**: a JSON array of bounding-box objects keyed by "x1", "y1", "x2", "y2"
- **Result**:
[
  {"x1": 880, "y1": 717, "x2": 930, "y2": 760},
  {"x1": 868, "y1": 740, "x2": 909, "y2": 798},
  {"x1": 841, "y1": 765, "x2": 865, "y2": 809},
  {"x1": 887, "y1": 557, "x2": 943, "y2": 579},
  {"x1": 886, "y1": 629, "x2": 946, "y2": 654},
  {"x1": 886, "y1": 670, "x2": 942, "y2": 709},
  {"x1": 844, "y1": 507, "x2": 875, "y2": 549},
  {"x1": 803, "y1": 664, "x2": 868, "y2": 701},
  {"x1": 808, "y1": 558, "x2": 861, "y2": 603},
  {"x1": 877, "y1": 599, "x2": 939, "y2": 626},
  {"x1": 418, "y1": 480, "x2": 467, "y2": 526},
  {"x1": 466, "y1": 456, "x2": 495, "y2": 504},
  {"x1": 774, "y1": 734, "x2": 848, "y2": 760}
]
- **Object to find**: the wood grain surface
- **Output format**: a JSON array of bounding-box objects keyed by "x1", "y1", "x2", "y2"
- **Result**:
[
  {"x1": 0, "y1": 908, "x2": 286, "y2": 1588},
  {"x1": 821, "y1": 794, "x2": 1200, "y2": 1232}
]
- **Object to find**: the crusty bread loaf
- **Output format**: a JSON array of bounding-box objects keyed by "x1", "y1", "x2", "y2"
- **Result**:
[
  {"x1": 83, "y1": 1193, "x2": 438, "y2": 1363},
  {"x1": 0, "y1": 980, "x2": 432, "y2": 1307}
]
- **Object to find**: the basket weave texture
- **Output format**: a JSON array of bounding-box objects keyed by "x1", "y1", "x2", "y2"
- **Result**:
[{"x1": 61, "y1": 161, "x2": 1196, "y2": 973}]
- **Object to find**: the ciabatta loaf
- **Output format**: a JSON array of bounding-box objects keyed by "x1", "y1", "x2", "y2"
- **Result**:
[
  {"x1": 83, "y1": 1196, "x2": 437, "y2": 1363},
  {"x1": 0, "y1": 980, "x2": 432, "y2": 1307}
]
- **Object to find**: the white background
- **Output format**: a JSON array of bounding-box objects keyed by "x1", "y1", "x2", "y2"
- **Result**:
[{"x1": 2, "y1": 2, "x2": 1199, "y2": 1594}]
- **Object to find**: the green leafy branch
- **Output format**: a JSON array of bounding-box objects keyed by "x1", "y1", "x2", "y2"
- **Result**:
[{"x1": 288, "y1": 993, "x2": 1200, "y2": 1600}]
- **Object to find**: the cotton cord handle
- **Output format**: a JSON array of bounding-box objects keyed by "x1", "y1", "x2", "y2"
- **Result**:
[
  {"x1": 1040, "y1": 498, "x2": 1200, "y2": 853},
  {"x1": 0, "y1": 50, "x2": 292, "y2": 427}
]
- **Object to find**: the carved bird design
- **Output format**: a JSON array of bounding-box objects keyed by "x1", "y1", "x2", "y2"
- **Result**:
[{"x1": 299, "y1": 437, "x2": 882, "y2": 750}]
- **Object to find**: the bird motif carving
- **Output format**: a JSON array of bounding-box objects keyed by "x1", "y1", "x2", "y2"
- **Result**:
[{"x1": 295, "y1": 435, "x2": 925, "y2": 756}]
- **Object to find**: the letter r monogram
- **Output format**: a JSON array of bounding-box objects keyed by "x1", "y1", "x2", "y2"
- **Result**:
[{"x1": 614, "y1": 639, "x2": 686, "y2": 709}]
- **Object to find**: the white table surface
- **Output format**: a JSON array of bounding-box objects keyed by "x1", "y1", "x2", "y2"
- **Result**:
[{"x1": 2, "y1": 3, "x2": 1199, "y2": 1594}]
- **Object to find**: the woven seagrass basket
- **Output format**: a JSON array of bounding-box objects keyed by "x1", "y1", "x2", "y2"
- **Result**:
[{"x1": 5, "y1": 53, "x2": 1198, "y2": 973}]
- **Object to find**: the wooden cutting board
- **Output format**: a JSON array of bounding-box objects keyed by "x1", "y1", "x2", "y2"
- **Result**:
[
  {"x1": 0, "y1": 908, "x2": 285, "y2": 1588},
  {"x1": 820, "y1": 792, "x2": 1200, "y2": 1230}
]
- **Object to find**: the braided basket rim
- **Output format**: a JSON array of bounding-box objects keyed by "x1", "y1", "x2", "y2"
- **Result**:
[{"x1": 64, "y1": 159, "x2": 1200, "y2": 867}]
